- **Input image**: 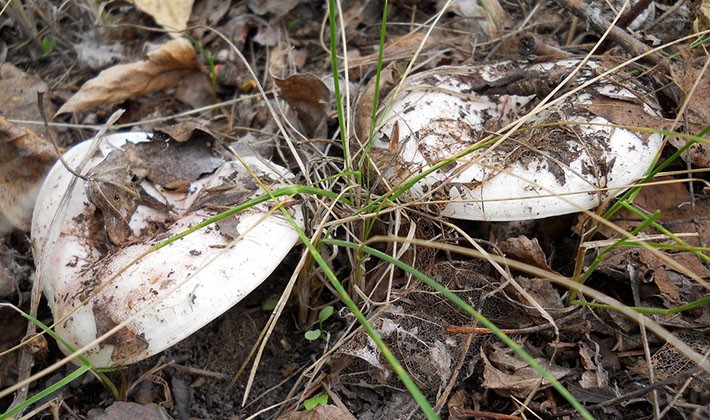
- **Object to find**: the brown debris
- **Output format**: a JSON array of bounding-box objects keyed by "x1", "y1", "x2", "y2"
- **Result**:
[
  {"x1": 0, "y1": 118, "x2": 57, "y2": 233},
  {"x1": 57, "y1": 38, "x2": 203, "y2": 115}
]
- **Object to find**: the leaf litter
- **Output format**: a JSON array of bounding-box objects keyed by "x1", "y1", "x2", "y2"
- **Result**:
[{"x1": 0, "y1": 0, "x2": 708, "y2": 418}]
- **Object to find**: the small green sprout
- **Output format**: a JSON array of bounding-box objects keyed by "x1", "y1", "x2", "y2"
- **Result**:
[
  {"x1": 304, "y1": 305, "x2": 334, "y2": 341},
  {"x1": 41, "y1": 36, "x2": 54, "y2": 54},
  {"x1": 303, "y1": 393, "x2": 329, "y2": 410}
]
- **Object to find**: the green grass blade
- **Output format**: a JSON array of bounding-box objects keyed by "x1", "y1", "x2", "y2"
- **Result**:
[
  {"x1": 327, "y1": 0, "x2": 348, "y2": 173},
  {"x1": 323, "y1": 238, "x2": 594, "y2": 419},
  {"x1": 1, "y1": 364, "x2": 91, "y2": 419}
]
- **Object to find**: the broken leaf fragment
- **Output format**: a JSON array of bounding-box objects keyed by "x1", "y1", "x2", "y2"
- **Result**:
[{"x1": 31, "y1": 132, "x2": 303, "y2": 367}]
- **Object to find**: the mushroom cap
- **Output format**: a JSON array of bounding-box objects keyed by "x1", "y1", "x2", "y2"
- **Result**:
[
  {"x1": 367, "y1": 60, "x2": 664, "y2": 221},
  {"x1": 32, "y1": 132, "x2": 303, "y2": 367}
]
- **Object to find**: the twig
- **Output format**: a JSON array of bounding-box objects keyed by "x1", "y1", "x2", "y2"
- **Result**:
[
  {"x1": 617, "y1": 0, "x2": 654, "y2": 30},
  {"x1": 552, "y1": 0, "x2": 663, "y2": 64},
  {"x1": 553, "y1": 366, "x2": 706, "y2": 417}
]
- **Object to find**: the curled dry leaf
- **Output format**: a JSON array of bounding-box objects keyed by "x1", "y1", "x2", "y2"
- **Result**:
[
  {"x1": 359, "y1": 59, "x2": 664, "y2": 221},
  {"x1": 0, "y1": 118, "x2": 56, "y2": 233},
  {"x1": 31, "y1": 132, "x2": 303, "y2": 367},
  {"x1": 481, "y1": 341, "x2": 570, "y2": 398},
  {"x1": 130, "y1": 0, "x2": 195, "y2": 35},
  {"x1": 275, "y1": 74, "x2": 330, "y2": 139},
  {"x1": 56, "y1": 38, "x2": 201, "y2": 115}
]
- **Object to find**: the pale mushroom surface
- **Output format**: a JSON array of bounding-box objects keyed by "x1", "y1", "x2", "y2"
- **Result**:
[
  {"x1": 32, "y1": 132, "x2": 303, "y2": 367},
  {"x1": 366, "y1": 60, "x2": 664, "y2": 221}
]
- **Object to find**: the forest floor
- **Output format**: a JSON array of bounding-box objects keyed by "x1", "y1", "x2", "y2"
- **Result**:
[{"x1": 0, "y1": 1, "x2": 709, "y2": 419}]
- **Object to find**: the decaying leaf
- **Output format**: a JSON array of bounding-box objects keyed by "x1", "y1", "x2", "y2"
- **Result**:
[
  {"x1": 130, "y1": 0, "x2": 194, "y2": 36},
  {"x1": 668, "y1": 62, "x2": 710, "y2": 168},
  {"x1": 83, "y1": 401, "x2": 169, "y2": 420},
  {"x1": 275, "y1": 74, "x2": 330, "y2": 138},
  {"x1": 0, "y1": 64, "x2": 55, "y2": 125},
  {"x1": 694, "y1": 0, "x2": 710, "y2": 32},
  {"x1": 281, "y1": 405, "x2": 357, "y2": 420},
  {"x1": 442, "y1": 0, "x2": 511, "y2": 39},
  {"x1": 85, "y1": 144, "x2": 149, "y2": 246},
  {"x1": 136, "y1": 129, "x2": 225, "y2": 190},
  {"x1": 600, "y1": 248, "x2": 710, "y2": 307},
  {"x1": 498, "y1": 235, "x2": 552, "y2": 271},
  {"x1": 247, "y1": 0, "x2": 310, "y2": 18},
  {"x1": 481, "y1": 341, "x2": 570, "y2": 398},
  {"x1": 57, "y1": 38, "x2": 202, "y2": 115},
  {"x1": 348, "y1": 33, "x2": 439, "y2": 80},
  {"x1": 0, "y1": 118, "x2": 56, "y2": 233},
  {"x1": 599, "y1": 178, "x2": 709, "y2": 247}
]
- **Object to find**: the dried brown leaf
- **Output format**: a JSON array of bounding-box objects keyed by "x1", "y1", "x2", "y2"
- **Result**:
[
  {"x1": 498, "y1": 235, "x2": 552, "y2": 271},
  {"x1": 0, "y1": 64, "x2": 54, "y2": 124},
  {"x1": 668, "y1": 62, "x2": 710, "y2": 168},
  {"x1": 57, "y1": 39, "x2": 201, "y2": 115},
  {"x1": 275, "y1": 74, "x2": 330, "y2": 138},
  {"x1": 281, "y1": 405, "x2": 357, "y2": 420},
  {"x1": 130, "y1": 0, "x2": 194, "y2": 35},
  {"x1": 481, "y1": 342, "x2": 570, "y2": 398},
  {"x1": 135, "y1": 130, "x2": 225, "y2": 189},
  {"x1": 599, "y1": 178, "x2": 709, "y2": 247},
  {"x1": 85, "y1": 144, "x2": 148, "y2": 246},
  {"x1": 0, "y1": 118, "x2": 56, "y2": 232},
  {"x1": 247, "y1": 0, "x2": 310, "y2": 18},
  {"x1": 694, "y1": 0, "x2": 710, "y2": 32},
  {"x1": 348, "y1": 32, "x2": 439, "y2": 79}
]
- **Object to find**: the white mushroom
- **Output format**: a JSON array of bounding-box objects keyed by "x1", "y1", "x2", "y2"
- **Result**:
[
  {"x1": 363, "y1": 59, "x2": 664, "y2": 221},
  {"x1": 32, "y1": 132, "x2": 303, "y2": 367}
]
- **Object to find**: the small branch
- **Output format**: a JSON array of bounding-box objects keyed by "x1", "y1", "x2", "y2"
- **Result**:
[
  {"x1": 553, "y1": 0, "x2": 663, "y2": 65},
  {"x1": 617, "y1": 0, "x2": 654, "y2": 29}
]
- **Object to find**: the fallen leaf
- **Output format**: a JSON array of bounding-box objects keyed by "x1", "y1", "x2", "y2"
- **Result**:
[
  {"x1": 135, "y1": 130, "x2": 225, "y2": 189},
  {"x1": 445, "y1": 0, "x2": 511, "y2": 39},
  {"x1": 348, "y1": 32, "x2": 439, "y2": 80},
  {"x1": 86, "y1": 401, "x2": 169, "y2": 420},
  {"x1": 0, "y1": 118, "x2": 56, "y2": 233},
  {"x1": 130, "y1": 0, "x2": 194, "y2": 36},
  {"x1": 85, "y1": 144, "x2": 149, "y2": 245},
  {"x1": 247, "y1": 0, "x2": 310, "y2": 18},
  {"x1": 74, "y1": 37, "x2": 126, "y2": 70},
  {"x1": 57, "y1": 38, "x2": 202, "y2": 115},
  {"x1": 599, "y1": 178, "x2": 709, "y2": 247},
  {"x1": 694, "y1": 0, "x2": 710, "y2": 32},
  {"x1": 498, "y1": 235, "x2": 552, "y2": 271},
  {"x1": 174, "y1": 71, "x2": 215, "y2": 109},
  {"x1": 0, "y1": 63, "x2": 55, "y2": 126},
  {"x1": 668, "y1": 62, "x2": 710, "y2": 168},
  {"x1": 281, "y1": 405, "x2": 357, "y2": 420},
  {"x1": 275, "y1": 74, "x2": 330, "y2": 138},
  {"x1": 481, "y1": 341, "x2": 570, "y2": 398},
  {"x1": 601, "y1": 248, "x2": 710, "y2": 307}
]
